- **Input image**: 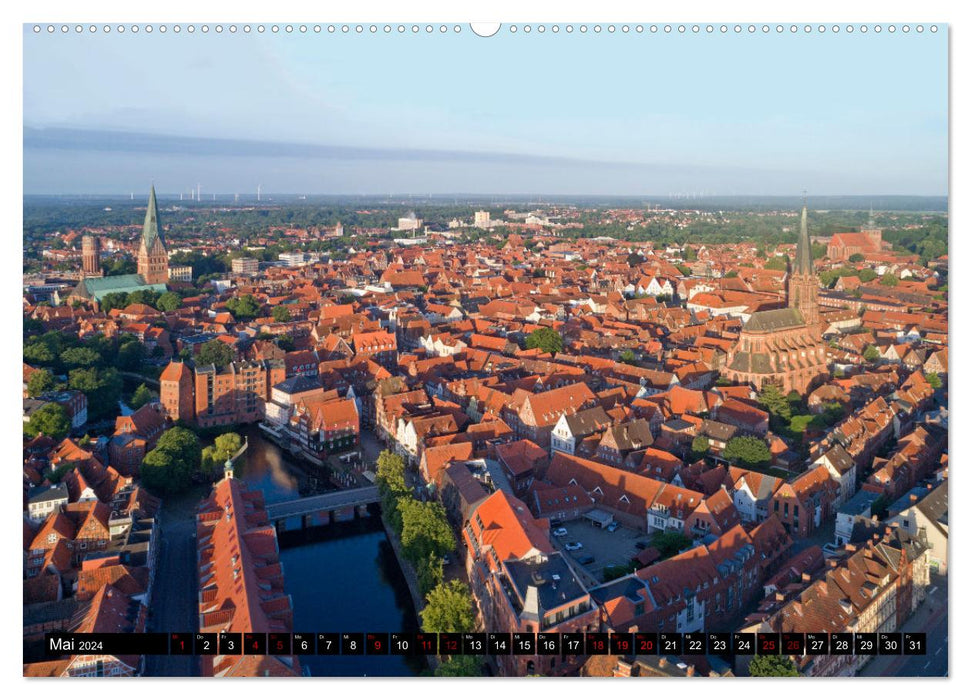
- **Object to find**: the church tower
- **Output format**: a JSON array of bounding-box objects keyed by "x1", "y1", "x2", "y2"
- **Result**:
[
  {"x1": 788, "y1": 203, "x2": 820, "y2": 328},
  {"x1": 137, "y1": 186, "x2": 169, "y2": 284}
]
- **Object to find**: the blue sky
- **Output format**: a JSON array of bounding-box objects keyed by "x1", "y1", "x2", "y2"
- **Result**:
[{"x1": 23, "y1": 26, "x2": 948, "y2": 195}]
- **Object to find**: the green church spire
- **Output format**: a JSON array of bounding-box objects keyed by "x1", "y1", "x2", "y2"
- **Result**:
[{"x1": 142, "y1": 185, "x2": 164, "y2": 249}]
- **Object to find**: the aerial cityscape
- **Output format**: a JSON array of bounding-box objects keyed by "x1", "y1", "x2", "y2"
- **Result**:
[{"x1": 22, "y1": 22, "x2": 947, "y2": 680}]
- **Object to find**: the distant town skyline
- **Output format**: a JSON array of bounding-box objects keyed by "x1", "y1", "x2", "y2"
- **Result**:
[{"x1": 24, "y1": 26, "x2": 947, "y2": 195}]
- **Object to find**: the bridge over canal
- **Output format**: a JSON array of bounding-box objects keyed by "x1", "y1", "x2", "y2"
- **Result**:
[{"x1": 266, "y1": 486, "x2": 380, "y2": 529}]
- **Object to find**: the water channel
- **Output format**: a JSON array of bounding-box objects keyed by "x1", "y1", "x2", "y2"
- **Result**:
[{"x1": 234, "y1": 425, "x2": 424, "y2": 676}]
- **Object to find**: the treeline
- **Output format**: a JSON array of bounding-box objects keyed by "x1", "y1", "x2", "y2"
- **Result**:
[{"x1": 23, "y1": 328, "x2": 150, "y2": 421}]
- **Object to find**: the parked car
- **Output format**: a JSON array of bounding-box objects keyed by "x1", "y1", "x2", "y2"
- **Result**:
[
  {"x1": 822, "y1": 543, "x2": 842, "y2": 557},
  {"x1": 564, "y1": 542, "x2": 583, "y2": 551},
  {"x1": 443, "y1": 553, "x2": 451, "y2": 565},
  {"x1": 606, "y1": 521, "x2": 620, "y2": 532},
  {"x1": 576, "y1": 555, "x2": 595, "y2": 565},
  {"x1": 634, "y1": 541, "x2": 649, "y2": 550},
  {"x1": 552, "y1": 527, "x2": 568, "y2": 537}
]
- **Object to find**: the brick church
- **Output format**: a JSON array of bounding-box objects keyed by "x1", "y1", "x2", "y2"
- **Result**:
[{"x1": 724, "y1": 204, "x2": 829, "y2": 394}]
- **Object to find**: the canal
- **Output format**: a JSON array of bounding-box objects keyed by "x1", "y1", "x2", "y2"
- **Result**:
[{"x1": 236, "y1": 425, "x2": 424, "y2": 677}]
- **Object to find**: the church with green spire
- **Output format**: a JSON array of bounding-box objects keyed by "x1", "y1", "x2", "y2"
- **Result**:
[
  {"x1": 722, "y1": 202, "x2": 829, "y2": 395},
  {"x1": 69, "y1": 187, "x2": 169, "y2": 306},
  {"x1": 137, "y1": 185, "x2": 170, "y2": 285}
]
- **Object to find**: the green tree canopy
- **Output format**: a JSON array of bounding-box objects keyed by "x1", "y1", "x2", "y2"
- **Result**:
[
  {"x1": 434, "y1": 655, "x2": 483, "y2": 677},
  {"x1": 376, "y1": 450, "x2": 409, "y2": 533},
  {"x1": 764, "y1": 256, "x2": 788, "y2": 271},
  {"x1": 129, "y1": 383, "x2": 157, "y2": 410},
  {"x1": 156, "y1": 291, "x2": 182, "y2": 312},
  {"x1": 651, "y1": 531, "x2": 693, "y2": 558},
  {"x1": 25, "y1": 402, "x2": 71, "y2": 441},
  {"x1": 863, "y1": 345, "x2": 881, "y2": 362},
  {"x1": 197, "y1": 339, "x2": 235, "y2": 369},
  {"x1": 27, "y1": 368, "x2": 57, "y2": 397},
  {"x1": 749, "y1": 655, "x2": 799, "y2": 677},
  {"x1": 399, "y1": 498, "x2": 454, "y2": 565},
  {"x1": 858, "y1": 268, "x2": 878, "y2": 283},
  {"x1": 140, "y1": 427, "x2": 202, "y2": 495},
  {"x1": 525, "y1": 327, "x2": 563, "y2": 355},
  {"x1": 116, "y1": 338, "x2": 146, "y2": 371},
  {"x1": 68, "y1": 367, "x2": 122, "y2": 421},
  {"x1": 926, "y1": 372, "x2": 942, "y2": 389},
  {"x1": 225, "y1": 294, "x2": 262, "y2": 320},
  {"x1": 880, "y1": 273, "x2": 899, "y2": 287},
  {"x1": 758, "y1": 382, "x2": 793, "y2": 422},
  {"x1": 60, "y1": 346, "x2": 102, "y2": 369},
  {"x1": 421, "y1": 579, "x2": 477, "y2": 634},
  {"x1": 723, "y1": 436, "x2": 772, "y2": 469},
  {"x1": 848, "y1": 253, "x2": 865, "y2": 263},
  {"x1": 690, "y1": 434, "x2": 710, "y2": 459},
  {"x1": 271, "y1": 305, "x2": 291, "y2": 322},
  {"x1": 201, "y1": 432, "x2": 244, "y2": 477}
]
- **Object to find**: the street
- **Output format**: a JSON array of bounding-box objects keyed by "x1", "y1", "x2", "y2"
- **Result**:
[
  {"x1": 144, "y1": 496, "x2": 200, "y2": 677},
  {"x1": 859, "y1": 574, "x2": 948, "y2": 677}
]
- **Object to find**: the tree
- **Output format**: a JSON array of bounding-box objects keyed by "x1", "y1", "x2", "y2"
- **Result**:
[
  {"x1": 99, "y1": 291, "x2": 130, "y2": 312},
  {"x1": 676, "y1": 264, "x2": 692, "y2": 277},
  {"x1": 129, "y1": 383, "x2": 157, "y2": 410},
  {"x1": 690, "y1": 435, "x2": 710, "y2": 459},
  {"x1": 23, "y1": 341, "x2": 56, "y2": 366},
  {"x1": 139, "y1": 427, "x2": 202, "y2": 495},
  {"x1": 863, "y1": 345, "x2": 881, "y2": 362},
  {"x1": 60, "y1": 346, "x2": 102, "y2": 369},
  {"x1": 25, "y1": 402, "x2": 71, "y2": 441},
  {"x1": 926, "y1": 372, "x2": 942, "y2": 390},
  {"x1": 434, "y1": 655, "x2": 483, "y2": 677},
  {"x1": 225, "y1": 294, "x2": 262, "y2": 320},
  {"x1": 272, "y1": 305, "x2": 291, "y2": 323},
  {"x1": 683, "y1": 246, "x2": 698, "y2": 261},
  {"x1": 376, "y1": 450, "x2": 409, "y2": 533},
  {"x1": 651, "y1": 531, "x2": 693, "y2": 558},
  {"x1": 723, "y1": 436, "x2": 772, "y2": 469},
  {"x1": 619, "y1": 349, "x2": 636, "y2": 365},
  {"x1": 68, "y1": 367, "x2": 122, "y2": 421},
  {"x1": 525, "y1": 327, "x2": 563, "y2": 355},
  {"x1": 749, "y1": 655, "x2": 799, "y2": 677},
  {"x1": 849, "y1": 253, "x2": 865, "y2": 263},
  {"x1": 415, "y1": 554, "x2": 444, "y2": 596},
  {"x1": 399, "y1": 498, "x2": 454, "y2": 565},
  {"x1": 201, "y1": 432, "x2": 244, "y2": 477},
  {"x1": 811, "y1": 242, "x2": 827, "y2": 260},
  {"x1": 156, "y1": 291, "x2": 182, "y2": 312},
  {"x1": 880, "y1": 273, "x2": 899, "y2": 287},
  {"x1": 764, "y1": 256, "x2": 788, "y2": 271},
  {"x1": 758, "y1": 382, "x2": 792, "y2": 422},
  {"x1": 197, "y1": 339, "x2": 235, "y2": 369},
  {"x1": 626, "y1": 252, "x2": 645, "y2": 267},
  {"x1": 27, "y1": 368, "x2": 57, "y2": 397},
  {"x1": 858, "y1": 268, "x2": 878, "y2": 283},
  {"x1": 421, "y1": 579, "x2": 476, "y2": 633},
  {"x1": 723, "y1": 270, "x2": 738, "y2": 278},
  {"x1": 276, "y1": 334, "x2": 296, "y2": 352},
  {"x1": 116, "y1": 339, "x2": 146, "y2": 371}
]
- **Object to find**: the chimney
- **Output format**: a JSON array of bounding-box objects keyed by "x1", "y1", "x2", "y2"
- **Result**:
[
  {"x1": 614, "y1": 660, "x2": 633, "y2": 677},
  {"x1": 686, "y1": 664, "x2": 696, "y2": 677},
  {"x1": 845, "y1": 543, "x2": 856, "y2": 552},
  {"x1": 658, "y1": 657, "x2": 668, "y2": 668},
  {"x1": 910, "y1": 494, "x2": 919, "y2": 503},
  {"x1": 801, "y1": 572, "x2": 811, "y2": 582}
]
